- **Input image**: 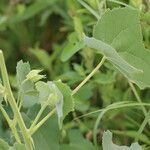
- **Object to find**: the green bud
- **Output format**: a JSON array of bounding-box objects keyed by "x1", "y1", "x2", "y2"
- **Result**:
[{"x1": 26, "y1": 69, "x2": 46, "y2": 82}]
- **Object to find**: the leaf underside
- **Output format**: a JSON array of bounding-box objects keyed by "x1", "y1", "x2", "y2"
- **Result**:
[{"x1": 85, "y1": 7, "x2": 150, "y2": 89}]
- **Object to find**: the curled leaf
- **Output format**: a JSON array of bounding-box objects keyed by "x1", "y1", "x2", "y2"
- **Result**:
[{"x1": 102, "y1": 131, "x2": 142, "y2": 150}]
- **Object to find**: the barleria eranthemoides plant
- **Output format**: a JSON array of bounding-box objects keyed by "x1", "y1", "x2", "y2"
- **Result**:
[{"x1": 1, "y1": 3, "x2": 150, "y2": 150}]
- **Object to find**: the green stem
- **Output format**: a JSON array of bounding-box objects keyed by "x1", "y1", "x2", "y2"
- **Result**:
[
  {"x1": 0, "y1": 105, "x2": 21, "y2": 143},
  {"x1": 30, "y1": 103, "x2": 47, "y2": 131},
  {"x1": 31, "y1": 57, "x2": 106, "y2": 135},
  {"x1": 77, "y1": 0, "x2": 100, "y2": 19},
  {"x1": 72, "y1": 56, "x2": 106, "y2": 96},
  {"x1": 30, "y1": 108, "x2": 56, "y2": 135},
  {"x1": 0, "y1": 50, "x2": 32, "y2": 150},
  {"x1": 136, "y1": 110, "x2": 150, "y2": 141},
  {"x1": 93, "y1": 109, "x2": 107, "y2": 149},
  {"x1": 128, "y1": 81, "x2": 150, "y2": 126}
]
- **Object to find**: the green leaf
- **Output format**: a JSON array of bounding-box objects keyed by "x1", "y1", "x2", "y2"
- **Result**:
[
  {"x1": 16, "y1": 60, "x2": 30, "y2": 84},
  {"x1": 94, "y1": 71, "x2": 116, "y2": 85},
  {"x1": 102, "y1": 130, "x2": 142, "y2": 150},
  {"x1": 60, "y1": 129, "x2": 95, "y2": 150},
  {"x1": 30, "y1": 48, "x2": 51, "y2": 69},
  {"x1": 0, "y1": 138, "x2": 9, "y2": 150},
  {"x1": 16, "y1": 60, "x2": 36, "y2": 108},
  {"x1": 0, "y1": 138, "x2": 26, "y2": 150},
  {"x1": 61, "y1": 32, "x2": 85, "y2": 62},
  {"x1": 27, "y1": 106, "x2": 60, "y2": 150},
  {"x1": 35, "y1": 81, "x2": 64, "y2": 127},
  {"x1": 84, "y1": 7, "x2": 150, "y2": 89},
  {"x1": 33, "y1": 116, "x2": 60, "y2": 150},
  {"x1": 9, "y1": 0, "x2": 57, "y2": 23},
  {"x1": 9, "y1": 143, "x2": 26, "y2": 150},
  {"x1": 54, "y1": 80, "x2": 74, "y2": 128}
]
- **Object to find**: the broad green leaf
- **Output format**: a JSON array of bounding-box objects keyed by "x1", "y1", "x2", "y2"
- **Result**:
[
  {"x1": 102, "y1": 130, "x2": 142, "y2": 150},
  {"x1": 33, "y1": 116, "x2": 60, "y2": 150},
  {"x1": 84, "y1": 7, "x2": 150, "y2": 89},
  {"x1": 54, "y1": 80, "x2": 74, "y2": 128},
  {"x1": 0, "y1": 138, "x2": 25, "y2": 150},
  {"x1": 27, "y1": 106, "x2": 60, "y2": 150},
  {"x1": 60, "y1": 129, "x2": 95, "y2": 150}
]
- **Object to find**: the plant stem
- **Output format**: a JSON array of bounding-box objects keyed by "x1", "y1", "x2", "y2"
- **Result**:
[
  {"x1": 136, "y1": 110, "x2": 150, "y2": 141},
  {"x1": 72, "y1": 56, "x2": 106, "y2": 96},
  {"x1": 30, "y1": 108, "x2": 56, "y2": 135},
  {"x1": 77, "y1": 0, "x2": 100, "y2": 19},
  {"x1": 30, "y1": 103, "x2": 47, "y2": 131},
  {"x1": 0, "y1": 105, "x2": 21, "y2": 143},
  {"x1": 128, "y1": 81, "x2": 150, "y2": 126},
  {"x1": 0, "y1": 50, "x2": 32, "y2": 150},
  {"x1": 93, "y1": 109, "x2": 107, "y2": 149},
  {"x1": 31, "y1": 57, "x2": 106, "y2": 135}
]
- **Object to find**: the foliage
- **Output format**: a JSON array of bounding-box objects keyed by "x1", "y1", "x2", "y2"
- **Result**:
[{"x1": 0, "y1": 0, "x2": 150, "y2": 150}]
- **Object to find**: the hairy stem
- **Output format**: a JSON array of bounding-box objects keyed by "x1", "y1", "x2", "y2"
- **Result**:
[
  {"x1": 72, "y1": 56, "x2": 106, "y2": 95},
  {"x1": 31, "y1": 57, "x2": 106, "y2": 135},
  {"x1": 0, "y1": 50, "x2": 32, "y2": 150},
  {"x1": 30, "y1": 103, "x2": 47, "y2": 131},
  {"x1": 30, "y1": 108, "x2": 56, "y2": 135},
  {"x1": 128, "y1": 81, "x2": 150, "y2": 126},
  {"x1": 0, "y1": 105, "x2": 21, "y2": 143}
]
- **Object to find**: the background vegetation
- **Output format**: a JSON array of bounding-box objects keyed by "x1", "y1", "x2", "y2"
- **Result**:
[{"x1": 0, "y1": 0, "x2": 150, "y2": 149}]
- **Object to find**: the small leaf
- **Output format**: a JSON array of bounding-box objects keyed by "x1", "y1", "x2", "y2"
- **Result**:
[
  {"x1": 16, "y1": 60, "x2": 31, "y2": 85},
  {"x1": 54, "y1": 80, "x2": 74, "y2": 128},
  {"x1": 61, "y1": 33, "x2": 85, "y2": 62},
  {"x1": 35, "y1": 81, "x2": 51, "y2": 105},
  {"x1": 16, "y1": 60, "x2": 36, "y2": 108},
  {"x1": 35, "y1": 81, "x2": 64, "y2": 128},
  {"x1": 102, "y1": 130, "x2": 142, "y2": 150},
  {"x1": 47, "y1": 81, "x2": 63, "y2": 126}
]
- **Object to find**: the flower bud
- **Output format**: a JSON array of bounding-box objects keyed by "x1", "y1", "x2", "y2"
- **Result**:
[{"x1": 26, "y1": 69, "x2": 45, "y2": 82}]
